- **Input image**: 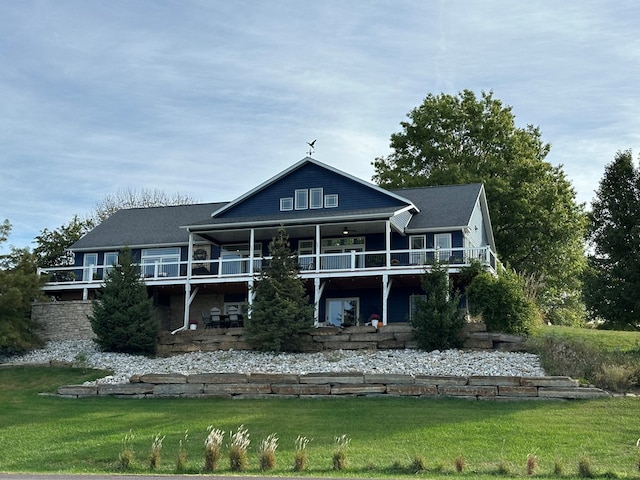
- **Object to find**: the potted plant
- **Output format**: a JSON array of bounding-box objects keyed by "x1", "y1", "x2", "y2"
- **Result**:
[
  {"x1": 368, "y1": 314, "x2": 380, "y2": 328},
  {"x1": 189, "y1": 319, "x2": 198, "y2": 330}
]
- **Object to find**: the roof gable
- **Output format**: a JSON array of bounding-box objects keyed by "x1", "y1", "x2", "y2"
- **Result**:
[{"x1": 212, "y1": 157, "x2": 413, "y2": 219}]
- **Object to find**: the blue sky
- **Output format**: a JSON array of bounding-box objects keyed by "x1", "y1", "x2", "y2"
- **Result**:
[{"x1": 2, "y1": 1, "x2": 639, "y2": 250}]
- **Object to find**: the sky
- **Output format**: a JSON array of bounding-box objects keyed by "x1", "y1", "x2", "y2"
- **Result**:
[{"x1": 1, "y1": 1, "x2": 639, "y2": 250}]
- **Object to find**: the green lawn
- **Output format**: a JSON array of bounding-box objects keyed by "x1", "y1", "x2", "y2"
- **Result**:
[{"x1": 1, "y1": 365, "x2": 640, "y2": 478}]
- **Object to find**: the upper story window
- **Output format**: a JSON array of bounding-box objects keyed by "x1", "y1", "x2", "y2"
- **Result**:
[
  {"x1": 142, "y1": 247, "x2": 181, "y2": 278},
  {"x1": 324, "y1": 194, "x2": 338, "y2": 208},
  {"x1": 103, "y1": 252, "x2": 119, "y2": 279},
  {"x1": 280, "y1": 197, "x2": 293, "y2": 211},
  {"x1": 280, "y1": 188, "x2": 339, "y2": 211},
  {"x1": 295, "y1": 189, "x2": 308, "y2": 210},
  {"x1": 310, "y1": 188, "x2": 323, "y2": 209}
]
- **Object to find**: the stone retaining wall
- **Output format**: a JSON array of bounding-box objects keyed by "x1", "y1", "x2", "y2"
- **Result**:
[
  {"x1": 31, "y1": 301, "x2": 96, "y2": 341},
  {"x1": 58, "y1": 373, "x2": 609, "y2": 400},
  {"x1": 157, "y1": 323, "x2": 527, "y2": 356}
]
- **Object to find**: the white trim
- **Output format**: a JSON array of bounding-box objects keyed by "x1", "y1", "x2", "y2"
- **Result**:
[
  {"x1": 280, "y1": 197, "x2": 293, "y2": 211},
  {"x1": 310, "y1": 187, "x2": 323, "y2": 209}
]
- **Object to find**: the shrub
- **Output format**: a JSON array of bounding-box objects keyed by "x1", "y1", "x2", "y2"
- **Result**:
[
  {"x1": 411, "y1": 263, "x2": 465, "y2": 351},
  {"x1": 467, "y1": 268, "x2": 540, "y2": 336},
  {"x1": 454, "y1": 455, "x2": 465, "y2": 473},
  {"x1": 89, "y1": 248, "x2": 157, "y2": 355},
  {"x1": 411, "y1": 455, "x2": 426, "y2": 472}
]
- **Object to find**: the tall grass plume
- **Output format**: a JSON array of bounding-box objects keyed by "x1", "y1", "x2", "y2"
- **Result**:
[
  {"x1": 228, "y1": 425, "x2": 250, "y2": 472},
  {"x1": 258, "y1": 433, "x2": 278, "y2": 471},
  {"x1": 332, "y1": 434, "x2": 351, "y2": 471},
  {"x1": 204, "y1": 426, "x2": 224, "y2": 472},
  {"x1": 148, "y1": 433, "x2": 164, "y2": 470},
  {"x1": 293, "y1": 435, "x2": 310, "y2": 472}
]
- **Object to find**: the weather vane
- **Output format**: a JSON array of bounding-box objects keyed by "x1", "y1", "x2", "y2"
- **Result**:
[{"x1": 306, "y1": 139, "x2": 316, "y2": 156}]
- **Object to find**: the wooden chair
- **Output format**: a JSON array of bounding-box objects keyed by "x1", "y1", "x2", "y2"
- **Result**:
[
  {"x1": 201, "y1": 310, "x2": 215, "y2": 329},
  {"x1": 227, "y1": 306, "x2": 242, "y2": 328}
]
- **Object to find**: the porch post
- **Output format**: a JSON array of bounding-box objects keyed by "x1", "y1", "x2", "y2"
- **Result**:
[
  {"x1": 382, "y1": 274, "x2": 393, "y2": 326},
  {"x1": 315, "y1": 224, "x2": 321, "y2": 271},
  {"x1": 314, "y1": 277, "x2": 325, "y2": 325},
  {"x1": 249, "y1": 228, "x2": 255, "y2": 275},
  {"x1": 182, "y1": 231, "x2": 195, "y2": 332},
  {"x1": 385, "y1": 220, "x2": 391, "y2": 268}
]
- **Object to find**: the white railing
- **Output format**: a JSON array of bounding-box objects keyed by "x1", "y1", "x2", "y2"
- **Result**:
[{"x1": 39, "y1": 246, "x2": 497, "y2": 285}]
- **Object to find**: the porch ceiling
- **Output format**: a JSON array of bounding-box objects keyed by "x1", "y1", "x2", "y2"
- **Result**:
[{"x1": 194, "y1": 220, "x2": 399, "y2": 245}]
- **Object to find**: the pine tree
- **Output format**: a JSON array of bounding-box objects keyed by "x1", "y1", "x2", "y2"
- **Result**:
[
  {"x1": 584, "y1": 150, "x2": 640, "y2": 328},
  {"x1": 245, "y1": 227, "x2": 314, "y2": 352},
  {"x1": 411, "y1": 263, "x2": 465, "y2": 351},
  {"x1": 89, "y1": 248, "x2": 158, "y2": 354}
]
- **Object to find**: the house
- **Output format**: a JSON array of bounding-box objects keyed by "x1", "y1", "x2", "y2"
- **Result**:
[{"x1": 39, "y1": 157, "x2": 497, "y2": 333}]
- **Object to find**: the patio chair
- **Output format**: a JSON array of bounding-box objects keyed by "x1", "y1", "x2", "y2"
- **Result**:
[
  {"x1": 227, "y1": 306, "x2": 242, "y2": 328},
  {"x1": 201, "y1": 310, "x2": 215, "y2": 329},
  {"x1": 209, "y1": 307, "x2": 222, "y2": 328}
]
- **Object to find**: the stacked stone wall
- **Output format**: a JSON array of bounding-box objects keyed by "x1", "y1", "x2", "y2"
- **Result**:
[
  {"x1": 32, "y1": 301, "x2": 95, "y2": 341},
  {"x1": 57, "y1": 373, "x2": 610, "y2": 400}
]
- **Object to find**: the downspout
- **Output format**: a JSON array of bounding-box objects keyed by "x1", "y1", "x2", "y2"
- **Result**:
[{"x1": 172, "y1": 232, "x2": 195, "y2": 334}]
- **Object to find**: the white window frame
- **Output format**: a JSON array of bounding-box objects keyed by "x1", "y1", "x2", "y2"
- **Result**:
[
  {"x1": 326, "y1": 297, "x2": 359, "y2": 327},
  {"x1": 280, "y1": 197, "x2": 293, "y2": 211},
  {"x1": 434, "y1": 233, "x2": 452, "y2": 262},
  {"x1": 141, "y1": 247, "x2": 181, "y2": 278},
  {"x1": 103, "y1": 252, "x2": 119, "y2": 279},
  {"x1": 298, "y1": 239, "x2": 315, "y2": 270},
  {"x1": 295, "y1": 189, "x2": 308, "y2": 210},
  {"x1": 83, "y1": 253, "x2": 98, "y2": 281},
  {"x1": 409, "y1": 294, "x2": 428, "y2": 322},
  {"x1": 409, "y1": 235, "x2": 426, "y2": 264},
  {"x1": 310, "y1": 187, "x2": 323, "y2": 209},
  {"x1": 324, "y1": 194, "x2": 338, "y2": 208}
]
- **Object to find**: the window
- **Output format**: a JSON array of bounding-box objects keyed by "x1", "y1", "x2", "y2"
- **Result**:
[
  {"x1": 83, "y1": 253, "x2": 98, "y2": 281},
  {"x1": 324, "y1": 194, "x2": 338, "y2": 208},
  {"x1": 409, "y1": 294, "x2": 428, "y2": 322},
  {"x1": 295, "y1": 189, "x2": 308, "y2": 210},
  {"x1": 310, "y1": 187, "x2": 323, "y2": 209},
  {"x1": 280, "y1": 197, "x2": 293, "y2": 211},
  {"x1": 326, "y1": 298, "x2": 359, "y2": 327},
  {"x1": 298, "y1": 239, "x2": 315, "y2": 269},
  {"x1": 409, "y1": 235, "x2": 426, "y2": 264},
  {"x1": 141, "y1": 247, "x2": 181, "y2": 278},
  {"x1": 221, "y1": 243, "x2": 262, "y2": 274},
  {"x1": 434, "y1": 233, "x2": 452, "y2": 262},
  {"x1": 103, "y1": 252, "x2": 119, "y2": 279}
]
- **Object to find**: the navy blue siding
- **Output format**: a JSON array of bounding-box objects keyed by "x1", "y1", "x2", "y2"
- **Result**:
[{"x1": 217, "y1": 162, "x2": 408, "y2": 218}]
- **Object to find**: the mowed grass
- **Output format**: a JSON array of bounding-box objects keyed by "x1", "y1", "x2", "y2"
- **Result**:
[{"x1": 1, "y1": 365, "x2": 640, "y2": 478}]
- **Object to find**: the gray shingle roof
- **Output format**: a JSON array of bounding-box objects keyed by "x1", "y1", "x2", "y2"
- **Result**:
[
  {"x1": 70, "y1": 183, "x2": 485, "y2": 251},
  {"x1": 392, "y1": 183, "x2": 483, "y2": 230},
  {"x1": 70, "y1": 202, "x2": 227, "y2": 251}
]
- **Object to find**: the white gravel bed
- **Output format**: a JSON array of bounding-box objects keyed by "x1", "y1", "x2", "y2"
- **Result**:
[{"x1": 1, "y1": 339, "x2": 546, "y2": 385}]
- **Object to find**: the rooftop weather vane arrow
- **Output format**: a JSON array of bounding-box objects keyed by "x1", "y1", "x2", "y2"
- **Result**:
[{"x1": 306, "y1": 139, "x2": 316, "y2": 156}]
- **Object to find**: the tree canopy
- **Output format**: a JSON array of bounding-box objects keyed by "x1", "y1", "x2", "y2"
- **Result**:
[
  {"x1": 584, "y1": 150, "x2": 640, "y2": 329},
  {"x1": 92, "y1": 187, "x2": 197, "y2": 225},
  {"x1": 33, "y1": 215, "x2": 94, "y2": 269},
  {"x1": 0, "y1": 220, "x2": 45, "y2": 354},
  {"x1": 373, "y1": 90, "x2": 587, "y2": 323}
]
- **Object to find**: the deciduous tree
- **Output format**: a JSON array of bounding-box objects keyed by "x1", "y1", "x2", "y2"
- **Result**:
[
  {"x1": 373, "y1": 90, "x2": 586, "y2": 324},
  {"x1": 584, "y1": 150, "x2": 640, "y2": 329}
]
